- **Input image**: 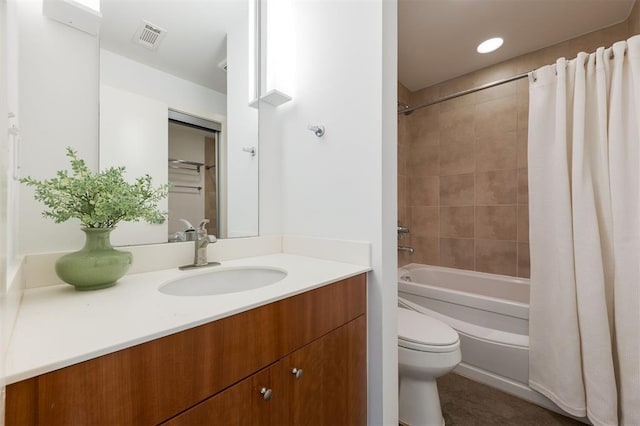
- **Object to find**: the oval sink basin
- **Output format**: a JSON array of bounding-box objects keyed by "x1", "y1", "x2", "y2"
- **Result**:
[{"x1": 159, "y1": 267, "x2": 288, "y2": 296}]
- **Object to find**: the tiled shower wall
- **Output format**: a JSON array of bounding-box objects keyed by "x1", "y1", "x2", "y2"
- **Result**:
[{"x1": 398, "y1": 14, "x2": 637, "y2": 277}]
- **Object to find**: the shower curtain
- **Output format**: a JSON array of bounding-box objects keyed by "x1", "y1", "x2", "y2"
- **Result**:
[{"x1": 528, "y1": 35, "x2": 640, "y2": 426}]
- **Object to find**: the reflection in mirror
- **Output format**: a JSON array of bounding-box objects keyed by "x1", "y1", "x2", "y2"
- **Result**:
[
  {"x1": 167, "y1": 113, "x2": 220, "y2": 242},
  {"x1": 99, "y1": 0, "x2": 259, "y2": 246}
]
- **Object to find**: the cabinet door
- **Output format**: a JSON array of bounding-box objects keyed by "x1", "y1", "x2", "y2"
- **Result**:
[
  {"x1": 324, "y1": 315, "x2": 367, "y2": 426},
  {"x1": 281, "y1": 315, "x2": 367, "y2": 426},
  {"x1": 162, "y1": 362, "x2": 283, "y2": 426},
  {"x1": 281, "y1": 334, "x2": 325, "y2": 425}
]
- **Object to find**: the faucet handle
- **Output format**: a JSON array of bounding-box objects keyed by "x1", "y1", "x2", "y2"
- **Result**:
[
  {"x1": 397, "y1": 225, "x2": 410, "y2": 234},
  {"x1": 198, "y1": 219, "x2": 210, "y2": 231}
]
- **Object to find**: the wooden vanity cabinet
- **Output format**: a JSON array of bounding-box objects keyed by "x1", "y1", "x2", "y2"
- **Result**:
[
  {"x1": 164, "y1": 315, "x2": 366, "y2": 426},
  {"x1": 5, "y1": 274, "x2": 366, "y2": 426}
]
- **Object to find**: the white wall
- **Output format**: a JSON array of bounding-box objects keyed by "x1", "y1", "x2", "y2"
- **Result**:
[
  {"x1": 0, "y1": 0, "x2": 9, "y2": 419},
  {"x1": 226, "y1": 4, "x2": 259, "y2": 238},
  {"x1": 1, "y1": 0, "x2": 22, "y2": 421},
  {"x1": 99, "y1": 84, "x2": 168, "y2": 246},
  {"x1": 17, "y1": 0, "x2": 99, "y2": 254},
  {"x1": 100, "y1": 49, "x2": 227, "y2": 121},
  {"x1": 260, "y1": 0, "x2": 398, "y2": 423},
  {"x1": 4, "y1": 0, "x2": 18, "y2": 280}
]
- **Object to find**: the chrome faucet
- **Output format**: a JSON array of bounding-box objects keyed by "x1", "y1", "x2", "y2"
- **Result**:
[
  {"x1": 397, "y1": 225, "x2": 410, "y2": 235},
  {"x1": 398, "y1": 246, "x2": 415, "y2": 254},
  {"x1": 179, "y1": 219, "x2": 220, "y2": 270}
]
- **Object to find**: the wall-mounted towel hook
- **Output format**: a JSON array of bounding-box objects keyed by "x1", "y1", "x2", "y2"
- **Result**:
[
  {"x1": 307, "y1": 124, "x2": 325, "y2": 137},
  {"x1": 242, "y1": 146, "x2": 257, "y2": 157}
]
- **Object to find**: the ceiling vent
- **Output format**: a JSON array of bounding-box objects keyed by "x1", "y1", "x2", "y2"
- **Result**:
[{"x1": 133, "y1": 20, "x2": 167, "y2": 51}]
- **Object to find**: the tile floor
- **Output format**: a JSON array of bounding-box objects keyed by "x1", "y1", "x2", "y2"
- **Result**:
[{"x1": 437, "y1": 374, "x2": 584, "y2": 425}]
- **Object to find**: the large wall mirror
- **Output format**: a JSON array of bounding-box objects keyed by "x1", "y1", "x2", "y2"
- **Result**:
[{"x1": 99, "y1": 0, "x2": 259, "y2": 246}]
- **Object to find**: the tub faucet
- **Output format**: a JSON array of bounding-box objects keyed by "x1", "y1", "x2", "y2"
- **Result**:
[
  {"x1": 179, "y1": 219, "x2": 221, "y2": 270},
  {"x1": 397, "y1": 225, "x2": 410, "y2": 235},
  {"x1": 398, "y1": 246, "x2": 414, "y2": 254}
]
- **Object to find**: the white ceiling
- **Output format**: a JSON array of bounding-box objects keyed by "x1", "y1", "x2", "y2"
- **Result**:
[
  {"x1": 398, "y1": 0, "x2": 636, "y2": 92},
  {"x1": 99, "y1": 0, "x2": 247, "y2": 94}
]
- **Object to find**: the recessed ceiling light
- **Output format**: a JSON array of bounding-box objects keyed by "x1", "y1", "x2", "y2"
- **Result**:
[{"x1": 477, "y1": 37, "x2": 504, "y2": 54}]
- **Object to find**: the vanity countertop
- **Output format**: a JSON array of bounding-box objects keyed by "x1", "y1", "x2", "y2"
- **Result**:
[{"x1": 5, "y1": 253, "x2": 370, "y2": 385}]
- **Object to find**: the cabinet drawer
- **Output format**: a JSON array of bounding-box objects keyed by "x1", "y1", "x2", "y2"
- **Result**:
[{"x1": 279, "y1": 273, "x2": 366, "y2": 354}]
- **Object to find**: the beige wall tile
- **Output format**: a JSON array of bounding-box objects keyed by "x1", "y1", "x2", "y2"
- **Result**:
[
  {"x1": 440, "y1": 206, "x2": 474, "y2": 238},
  {"x1": 516, "y1": 78, "x2": 528, "y2": 96},
  {"x1": 440, "y1": 138, "x2": 475, "y2": 175},
  {"x1": 398, "y1": 251, "x2": 413, "y2": 267},
  {"x1": 517, "y1": 243, "x2": 530, "y2": 278},
  {"x1": 398, "y1": 234, "x2": 414, "y2": 267},
  {"x1": 518, "y1": 205, "x2": 529, "y2": 243},
  {"x1": 476, "y1": 205, "x2": 517, "y2": 240},
  {"x1": 440, "y1": 104, "x2": 475, "y2": 138},
  {"x1": 475, "y1": 80, "x2": 517, "y2": 104},
  {"x1": 411, "y1": 85, "x2": 439, "y2": 106},
  {"x1": 438, "y1": 76, "x2": 478, "y2": 112},
  {"x1": 517, "y1": 168, "x2": 529, "y2": 204},
  {"x1": 440, "y1": 238, "x2": 475, "y2": 270},
  {"x1": 473, "y1": 60, "x2": 518, "y2": 88},
  {"x1": 398, "y1": 135, "x2": 408, "y2": 175},
  {"x1": 398, "y1": 115, "x2": 411, "y2": 146},
  {"x1": 411, "y1": 206, "x2": 439, "y2": 238},
  {"x1": 476, "y1": 240, "x2": 517, "y2": 276},
  {"x1": 409, "y1": 133, "x2": 440, "y2": 177},
  {"x1": 414, "y1": 236, "x2": 440, "y2": 265},
  {"x1": 516, "y1": 92, "x2": 529, "y2": 134},
  {"x1": 568, "y1": 22, "x2": 628, "y2": 55},
  {"x1": 409, "y1": 105, "x2": 439, "y2": 139},
  {"x1": 410, "y1": 176, "x2": 439, "y2": 206},
  {"x1": 440, "y1": 173, "x2": 474, "y2": 206},
  {"x1": 476, "y1": 170, "x2": 517, "y2": 205},
  {"x1": 517, "y1": 130, "x2": 528, "y2": 170},
  {"x1": 399, "y1": 82, "x2": 411, "y2": 105},
  {"x1": 475, "y1": 96, "x2": 517, "y2": 139},
  {"x1": 398, "y1": 175, "x2": 409, "y2": 225},
  {"x1": 631, "y1": 0, "x2": 640, "y2": 36},
  {"x1": 476, "y1": 131, "x2": 517, "y2": 172}
]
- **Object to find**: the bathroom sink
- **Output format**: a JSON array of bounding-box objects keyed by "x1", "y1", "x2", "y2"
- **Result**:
[{"x1": 159, "y1": 267, "x2": 288, "y2": 296}]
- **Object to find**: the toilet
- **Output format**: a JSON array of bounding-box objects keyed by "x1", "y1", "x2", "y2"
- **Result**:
[{"x1": 398, "y1": 307, "x2": 461, "y2": 426}]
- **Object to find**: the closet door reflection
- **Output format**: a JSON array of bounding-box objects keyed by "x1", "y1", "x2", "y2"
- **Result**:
[{"x1": 168, "y1": 118, "x2": 220, "y2": 241}]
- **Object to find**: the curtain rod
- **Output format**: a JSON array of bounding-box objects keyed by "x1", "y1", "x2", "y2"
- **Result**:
[
  {"x1": 400, "y1": 40, "x2": 630, "y2": 115},
  {"x1": 398, "y1": 71, "x2": 531, "y2": 115}
]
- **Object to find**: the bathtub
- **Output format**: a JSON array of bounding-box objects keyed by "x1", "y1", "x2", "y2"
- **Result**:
[{"x1": 398, "y1": 263, "x2": 564, "y2": 414}]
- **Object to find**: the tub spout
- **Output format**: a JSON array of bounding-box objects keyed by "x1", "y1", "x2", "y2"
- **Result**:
[{"x1": 398, "y1": 246, "x2": 414, "y2": 254}]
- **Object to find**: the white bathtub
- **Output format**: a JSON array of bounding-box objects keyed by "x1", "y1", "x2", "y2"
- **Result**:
[{"x1": 398, "y1": 263, "x2": 565, "y2": 415}]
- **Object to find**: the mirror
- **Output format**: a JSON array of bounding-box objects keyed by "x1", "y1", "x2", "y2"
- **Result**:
[{"x1": 98, "y1": 0, "x2": 259, "y2": 246}]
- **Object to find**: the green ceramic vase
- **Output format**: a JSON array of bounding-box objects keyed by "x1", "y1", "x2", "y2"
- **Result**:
[{"x1": 55, "y1": 228, "x2": 133, "y2": 291}]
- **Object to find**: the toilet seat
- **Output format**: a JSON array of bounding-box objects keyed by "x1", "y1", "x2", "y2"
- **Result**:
[{"x1": 398, "y1": 307, "x2": 460, "y2": 353}]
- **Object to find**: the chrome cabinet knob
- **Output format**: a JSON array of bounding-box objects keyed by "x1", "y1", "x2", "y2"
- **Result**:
[
  {"x1": 260, "y1": 387, "x2": 273, "y2": 400},
  {"x1": 291, "y1": 368, "x2": 304, "y2": 379}
]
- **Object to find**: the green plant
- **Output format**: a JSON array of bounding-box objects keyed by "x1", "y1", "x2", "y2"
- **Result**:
[{"x1": 21, "y1": 147, "x2": 170, "y2": 229}]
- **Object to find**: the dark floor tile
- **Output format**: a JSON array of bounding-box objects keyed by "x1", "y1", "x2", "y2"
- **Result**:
[{"x1": 437, "y1": 373, "x2": 584, "y2": 426}]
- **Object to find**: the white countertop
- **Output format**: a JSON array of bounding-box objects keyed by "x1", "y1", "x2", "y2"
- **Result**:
[{"x1": 6, "y1": 253, "x2": 370, "y2": 385}]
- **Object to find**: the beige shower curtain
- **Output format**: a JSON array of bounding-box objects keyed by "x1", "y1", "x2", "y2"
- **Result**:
[{"x1": 528, "y1": 35, "x2": 640, "y2": 426}]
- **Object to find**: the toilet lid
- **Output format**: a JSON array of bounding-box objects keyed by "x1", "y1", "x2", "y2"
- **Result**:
[{"x1": 397, "y1": 307, "x2": 459, "y2": 350}]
